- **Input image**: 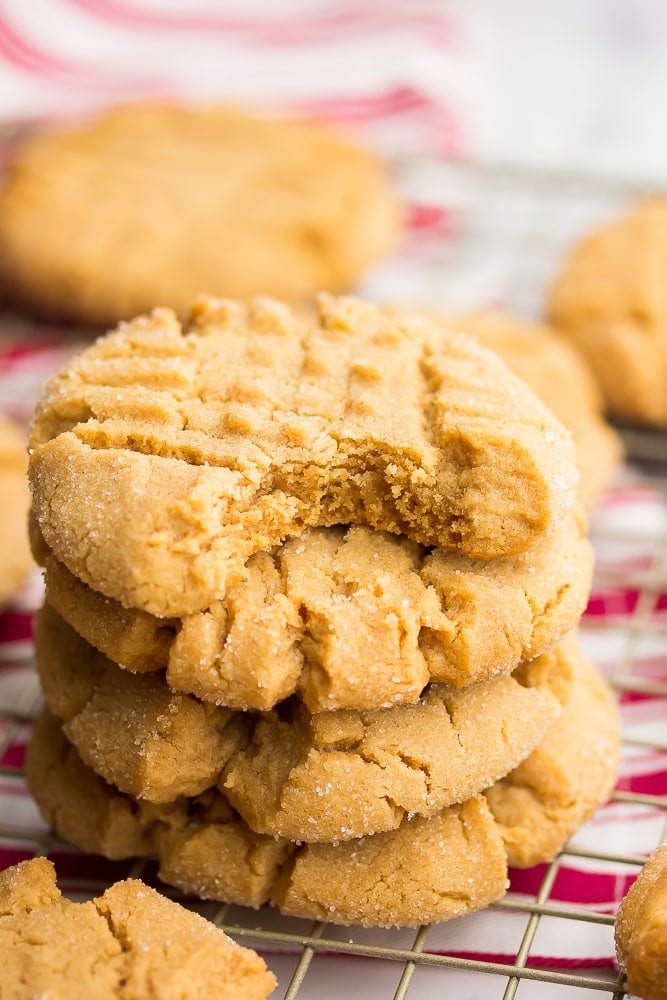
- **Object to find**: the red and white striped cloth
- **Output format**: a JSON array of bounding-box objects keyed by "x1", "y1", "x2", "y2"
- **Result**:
[
  {"x1": 0, "y1": 4, "x2": 664, "y2": 995},
  {"x1": 0, "y1": 0, "x2": 465, "y2": 156}
]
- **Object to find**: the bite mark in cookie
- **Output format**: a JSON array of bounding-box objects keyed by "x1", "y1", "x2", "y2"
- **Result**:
[
  {"x1": 442, "y1": 310, "x2": 622, "y2": 506},
  {"x1": 29, "y1": 295, "x2": 578, "y2": 616}
]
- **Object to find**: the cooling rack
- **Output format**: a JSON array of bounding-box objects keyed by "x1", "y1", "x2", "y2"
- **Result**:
[{"x1": 0, "y1": 155, "x2": 666, "y2": 998}]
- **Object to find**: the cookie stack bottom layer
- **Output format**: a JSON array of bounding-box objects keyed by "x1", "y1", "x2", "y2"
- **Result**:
[
  {"x1": 27, "y1": 648, "x2": 619, "y2": 928},
  {"x1": 34, "y1": 606, "x2": 571, "y2": 842}
]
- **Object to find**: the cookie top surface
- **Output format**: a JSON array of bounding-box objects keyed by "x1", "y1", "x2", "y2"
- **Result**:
[
  {"x1": 0, "y1": 104, "x2": 399, "y2": 325},
  {"x1": 615, "y1": 845, "x2": 667, "y2": 1000},
  {"x1": 449, "y1": 311, "x2": 603, "y2": 411},
  {"x1": 447, "y1": 311, "x2": 622, "y2": 506},
  {"x1": 548, "y1": 201, "x2": 667, "y2": 426},
  {"x1": 35, "y1": 605, "x2": 564, "y2": 836},
  {"x1": 27, "y1": 712, "x2": 509, "y2": 929},
  {"x1": 39, "y1": 508, "x2": 593, "y2": 710},
  {"x1": 0, "y1": 856, "x2": 275, "y2": 999},
  {"x1": 29, "y1": 294, "x2": 578, "y2": 616}
]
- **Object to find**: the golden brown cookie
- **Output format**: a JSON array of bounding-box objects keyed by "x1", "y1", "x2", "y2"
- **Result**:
[
  {"x1": 0, "y1": 414, "x2": 32, "y2": 604},
  {"x1": 446, "y1": 311, "x2": 622, "y2": 506},
  {"x1": 35, "y1": 604, "x2": 249, "y2": 804},
  {"x1": 36, "y1": 605, "x2": 564, "y2": 833},
  {"x1": 38, "y1": 507, "x2": 592, "y2": 710},
  {"x1": 0, "y1": 857, "x2": 276, "y2": 999},
  {"x1": 220, "y1": 642, "x2": 572, "y2": 842},
  {"x1": 28, "y1": 294, "x2": 579, "y2": 617},
  {"x1": 615, "y1": 845, "x2": 667, "y2": 1000},
  {"x1": 28, "y1": 652, "x2": 618, "y2": 927},
  {"x1": 485, "y1": 642, "x2": 620, "y2": 867},
  {"x1": 548, "y1": 201, "x2": 667, "y2": 427},
  {"x1": 0, "y1": 103, "x2": 399, "y2": 326},
  {"x1": 27, "y1": 712, "x2": 509, "y2": 928}
]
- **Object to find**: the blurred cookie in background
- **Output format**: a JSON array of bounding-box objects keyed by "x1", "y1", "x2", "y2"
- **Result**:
[
  {"x1": 548, "y1": 201, "x2": 667, "y2": 428},
  {"x1": 440, "y1": 311, "x2": 623, "y2": 507},
  {"x1": 0, "y1": 413, "x2": 31, "y2": 604},
  {"x1": 0, "y1": 104, "x2": 400, "y2": 326}
]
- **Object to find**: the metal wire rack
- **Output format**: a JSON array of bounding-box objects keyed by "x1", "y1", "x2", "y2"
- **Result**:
[{"x1": 0, "y1": 156, "x2": 666, "y2": 998}]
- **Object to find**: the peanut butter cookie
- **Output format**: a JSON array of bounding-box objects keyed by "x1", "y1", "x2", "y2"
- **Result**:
[
  {"x1": 0, "y1": 857, "x2": 275, "y2": 999},
  {"x1": 29, "y1": 295, "x2": 578, "y2": 617},
  {"x1": 35, "y1": 606, "x2": 564, "y2": 834},
  {"x1": 27, "y1": 712, "x2": 509, "y2": 928},
  {"x1": 548, "y1": 201, "x2": 667, "y2": 427},
  {"x1": 0, "y1": 104, "x2": 399, "y2": 325},
  {"x1": 37, "y1": 509, "x2": 592, "y2": 711},
  {"x1": 447, "y1": 311, "x2": 622, "y2": 506},
  {"x1": 28, "y1": 660, "x2": 619, "y2": 927},
  {"x1": 220, "y1": 642, "x2": 572, "y2": 842},
  {"x1": 615, "y1": 845, "x2": 667, "y2": 1000}
]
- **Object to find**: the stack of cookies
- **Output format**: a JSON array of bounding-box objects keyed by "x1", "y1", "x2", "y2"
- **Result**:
[{"x1": 26, "y1": 295, "x2": 620, "y2": 928}]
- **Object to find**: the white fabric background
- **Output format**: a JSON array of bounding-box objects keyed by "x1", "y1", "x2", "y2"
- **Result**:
[{"x1": 0, "y1": 0, "x2": 666, "y2": 179}]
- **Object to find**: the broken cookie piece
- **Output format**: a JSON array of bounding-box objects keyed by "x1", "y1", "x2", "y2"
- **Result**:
[{"x1": 0, "y1": 856, "x2": 275, "y2": 999}]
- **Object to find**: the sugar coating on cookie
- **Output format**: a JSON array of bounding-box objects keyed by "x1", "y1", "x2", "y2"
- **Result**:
[
  {"x1": 0, "y1": 857, "x2": 275, "y2": 999},
  {"x1": 35, "y1": 605, "x2": 567, "y2": 836},
  {"x1": 485, "y1": 643, "x2": 620, "y2": 867},
  {"x1": 38, "y1": 509, "x2": 592, "y2": 711},
  {"x1": 548, "y1": 200, "x2": 667, "y2": 427},
  {"x1": 615, "y1": 845, "x2": 667, "y2": 1000},
  {"x1": 27, "y1": 712, "x2": 509, "y2": 929},
  {"x1": 0, "y1": 104, "x2": 399, "y2": 325},
  {"x1": 28, "y1": 645, "x2": 618, "y2": 928},
  {"x1": 29, "y1": 295, "x2": 579, "y2": 616},
  {"x1": 0, "y1": 414, "x2": 32, "y2": 604},
  {"x1": 444, "y1": 311, "x2": 622, "y2": 506},
  {"x1": 35, "y1": 605, "x2": 248, "y2": 803},
  {"x1": 221, "y1": 644, "x2": 570, "y2": 841},
  {"x1": 271, "y1": 797, "x2": 508, "y2": 927}
]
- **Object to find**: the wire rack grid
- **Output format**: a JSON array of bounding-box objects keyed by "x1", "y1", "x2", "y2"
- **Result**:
[{"x1": 0, "y1": 156, "x2": 666, "y2": 999}]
